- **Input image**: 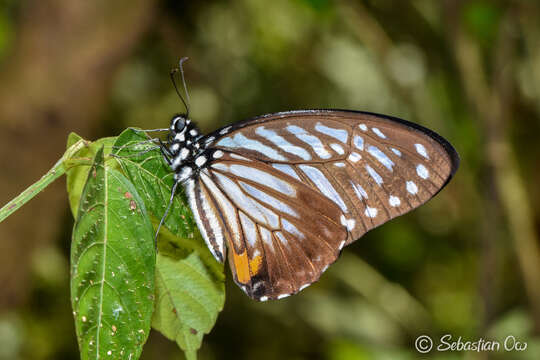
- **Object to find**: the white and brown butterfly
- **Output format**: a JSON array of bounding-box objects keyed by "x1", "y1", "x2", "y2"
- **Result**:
[{"x1": 158, "y1": 109, "x2": 459, "y2": 301}]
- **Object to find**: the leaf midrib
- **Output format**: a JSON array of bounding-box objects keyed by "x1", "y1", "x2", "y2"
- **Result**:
[{"x1": 95, "y1": 163, "x2": 109, "y2": 358}]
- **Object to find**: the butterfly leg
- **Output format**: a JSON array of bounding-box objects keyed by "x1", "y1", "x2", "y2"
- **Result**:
[{"x1": 159, "y1": 139, "x2": 173, "y2": 165}]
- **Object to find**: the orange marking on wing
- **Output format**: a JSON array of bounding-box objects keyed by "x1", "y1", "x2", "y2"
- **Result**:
[
  {"x1": 249, "y1": 255, "x2": 262, "y2": 275},
  {"x1": 232, "y1": 250, "x2": 251, "y2": 284}
]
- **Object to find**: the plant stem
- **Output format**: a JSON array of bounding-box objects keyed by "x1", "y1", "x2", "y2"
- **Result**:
[{"x1": 0, "y1": 139, "x2": 87, "y2": 223}]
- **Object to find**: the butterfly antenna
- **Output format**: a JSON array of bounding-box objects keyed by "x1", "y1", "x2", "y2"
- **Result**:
[
  {"x1": 170, "y1": 57, "x2": 191, "y2": 118},
  {"x1": 154, "y1": 180, "x2": 180, "y2": 250}
]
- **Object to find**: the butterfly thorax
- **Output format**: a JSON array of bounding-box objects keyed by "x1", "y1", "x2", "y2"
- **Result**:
[{"x1": 166, "y1": 114, "x2": 216, "y2": 183}]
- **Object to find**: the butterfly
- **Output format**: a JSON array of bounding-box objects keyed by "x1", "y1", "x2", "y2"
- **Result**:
[{"x1": 155, "y1": 107, "x2": 459, "y2": 302}]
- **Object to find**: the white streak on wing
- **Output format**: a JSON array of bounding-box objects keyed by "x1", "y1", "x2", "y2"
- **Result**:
[
  {"x1": 365, "y1": 165, "x2": 383, "y2": 185},
  {"x1": 406, "y1": 181, "x2": 418, "y2": 194},
  {"x1": 359, "y1": 124, "x2": 368, "y2": 131},
  {"x1": 185, "y1": 179, "x2": 224, "y2": 262},
  {"x1": 216, "y1": 133, "x2": 287, "y2": 161},
  {"x1": 230, "y1": 153, "x2": 252, "y2": 161},
  {"x1": 219, "y1": 126, "x2": 232, "y2": 135},
  {"x1": 350, "y1": 181, "x2": 368, "y2": 199},
  {"x1": 389, "y1": 195, "x2": 401, "y2": 207},
  {"x1": 391, "y1": 148, "x2": 402, "y2": 157},
  {"x1": 272, "y1": 164, "x2": 301, "y2": 181},
  {"x1": 200, "y1": 172, "x2": 241, "y2": 248},
  {"x1": 299, "y1": 165, "x2": 348, "y2": 212},
  {"x1": 416, "y1": 164, "x2": 429, "y2": 179},
  {"x1": 334, "y1": 162, "x2": 345, "y2": 167},
  {"x1": 287, "y1": 125, "x2": 331, "y2": 159},
  {"x1": 367, "y1": 145, "x2": 394, "y2": 171},
  {"x1": 239, "y1": 181, "x2": 298, "y2": 218},
  {"x1": 315, "y1": 122, "x2": 348, "y2": 143},
  {"x1": 330, "y1": 143, "x2": 345, "y2": 155},
  {"x1": 239, "y1": 212, "x2": 258, "y2": 247},
  {"x1": 281, "y1": 218, "x2": 305, "y2": 239},
  {"x1": 275, "y1": 231, "x2": 288, "y2": 245},
  {"x1": 353, "y1": 135, "x2": 364, "y2": 151},
  {"x1": 415, "y1": 143, "x2": 429, "y2": 159},
  {"x1": 212, "y1": 171, "x2": 279, "y2": 228},
  {"x1": 364, "y1": 206, "x2": 378, "y2": 218},
  {"x1": 348, "y1": 152, "x2": 362, "y2": 162},
  {"x1": 213, "y1": 163, "x2": 296, "y2": 197},
  {"x1": 255, "y1": 126, "x2": 311, "y2": 160},
  {"x1": 259, "y1": 227, "x2": 274, "y2": 251},
  {"x1": 372, "y1": 127, "x2": 386, "y2": 139}
]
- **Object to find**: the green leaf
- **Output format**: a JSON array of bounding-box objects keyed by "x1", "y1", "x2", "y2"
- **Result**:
[
  {"x1": 112, "y1": 129, "x2": 195, "y2": 238},
  {"x1": 65, "y1": 134, "x2": 118, "y2": 217},
  {"x1": 71, "y1": 147, "x2": 155, "y2": 360},
  {"x1": 112, "y1": 129, "x2": 225, "y2": 358},
  {"x1": 153, "y1": 229, "x2": 225, "y2": 360}
]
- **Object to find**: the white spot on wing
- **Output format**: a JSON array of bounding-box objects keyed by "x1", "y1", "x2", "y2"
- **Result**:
[
  {"x1": 213, "y1": 150, "x2": 224, "y2": 158},
  {"x1": 348, "y1": 152, "x2": 362, "y2": 163},
  {"x1": 299, "y1": 165, "x2": 348, "y2": 212},
  {"x1": 391, "y1": 148, "x2": 402, "y2": 157},
  {"x1": 406, "y1": 181, "x2": 418, "y2": 194},
  {"x1": 364, "y1": 207, "x2": 378, "y2": 218},
  {"x1": 334, "y1": 162, "x2": 345, "y2": 167},
  {"x1": 315, "y1": 122, "x2": 348, "y2": 143},
  {"x1": 195, "y1": 156, "x2": 207, "y2": 167},
  {"x1": 353, "y1": 135, "x2": 364, "y2": 151},
  {"x1": 359, "y1": 124, "x2": 367, "y2": 131},
  {"x1": 389, "y1": 195, "x2": 401, "y2": 207},
  {"x1": 415, "y1": 143, "x2": 429, "y2": 159},
  {"x1": 416, "y1": 164, "x2": 429, "y2": 179},
  {"x1": 372, "y1": 127, "x2": 386, "y2": 138}
]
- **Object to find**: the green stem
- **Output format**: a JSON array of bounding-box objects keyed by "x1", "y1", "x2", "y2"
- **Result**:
[{"x1": 0, "y1": 139, "x2": 87, "y2": 223}]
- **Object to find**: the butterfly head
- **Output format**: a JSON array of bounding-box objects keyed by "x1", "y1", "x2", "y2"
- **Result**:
[{"x1": 166, "y1": 114, "x2": 204, "y2": 181}]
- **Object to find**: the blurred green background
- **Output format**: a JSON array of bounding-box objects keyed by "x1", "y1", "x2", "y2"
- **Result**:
[{"x1": 1, "y1": 0, "x2": 540, "y2": 359}]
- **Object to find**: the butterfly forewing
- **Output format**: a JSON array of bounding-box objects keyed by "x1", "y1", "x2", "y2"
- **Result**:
[{"x1": 181, "y1": 110, "x2": 458, "y2": 301}]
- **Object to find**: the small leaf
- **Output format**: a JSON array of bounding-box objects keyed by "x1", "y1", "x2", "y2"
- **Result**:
[
  {"x1": 71, "y1": 147, "x2": 155, "y2": 360},
  {"x1": 66, "y1": 136, "x2": 117, "y2": 217},
  {"x1": 112, "y1": 128, "x2": 195, "y2": 237},
  {"x1": 153, "y1": 229, "x2": 225, "y2": 360},
  {"x1": 112, "y1": 129, "x2": 226, "y2": 359}
]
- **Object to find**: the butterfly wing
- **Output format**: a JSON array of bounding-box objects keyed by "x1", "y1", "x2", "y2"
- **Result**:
[{"x1": 186, "y1": 110, "x2": 459, "y2": 300}]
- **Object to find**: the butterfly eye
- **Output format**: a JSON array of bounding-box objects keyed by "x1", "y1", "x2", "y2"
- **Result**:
[{"x1": 172, "y1": 116, "x2": 186, "y2": 133}]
